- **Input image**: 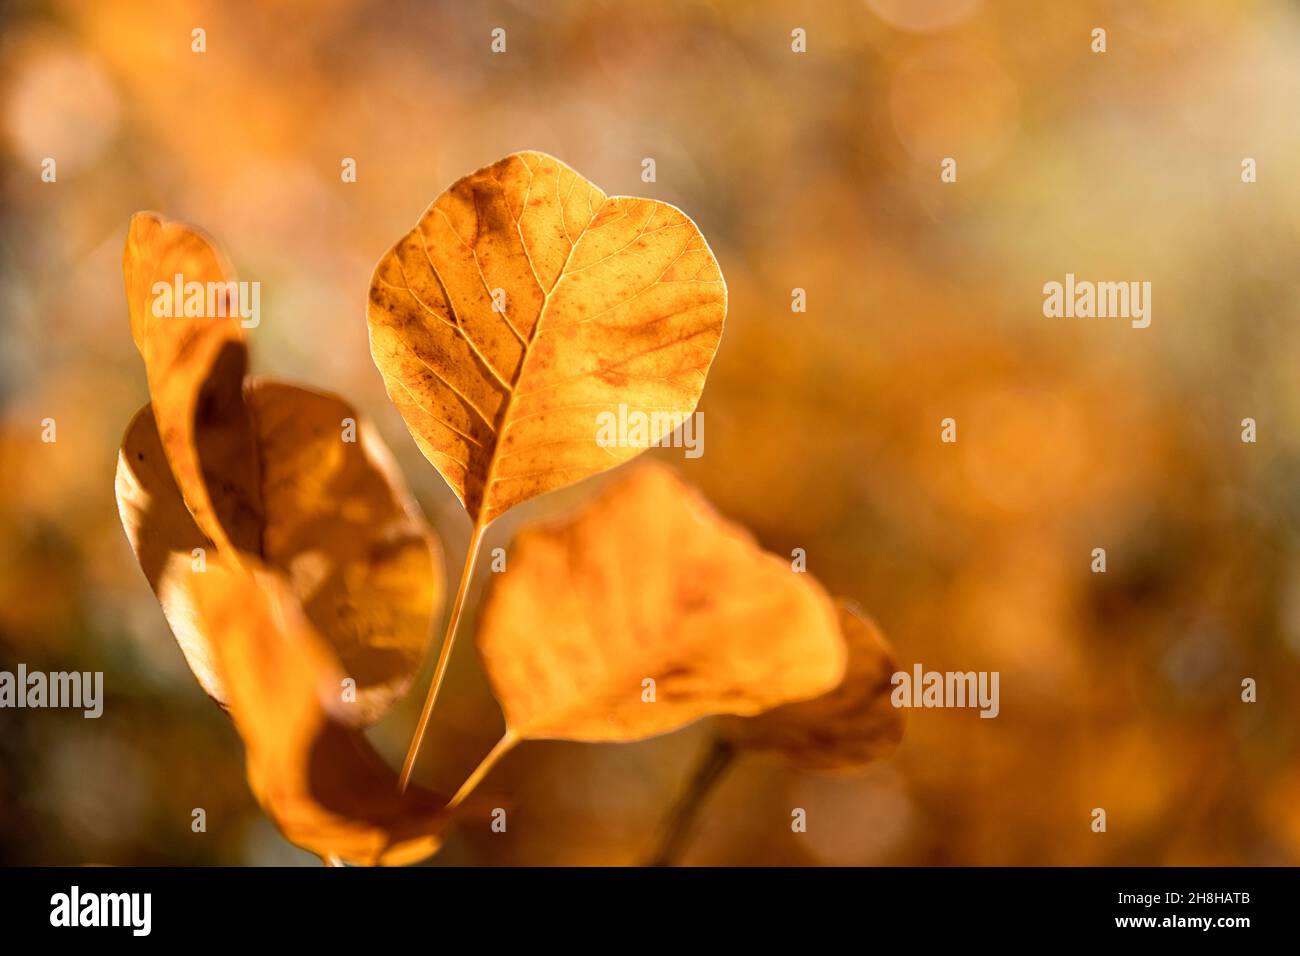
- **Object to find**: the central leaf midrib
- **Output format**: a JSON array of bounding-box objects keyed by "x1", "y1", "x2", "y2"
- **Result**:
[{"x1": 475, "y1": 187, "x2": 610, "y2": 521}]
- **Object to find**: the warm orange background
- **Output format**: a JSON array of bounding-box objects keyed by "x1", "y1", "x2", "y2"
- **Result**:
[{"x1": 2, "y1": 0, "x2": 1298, "y2": 865}]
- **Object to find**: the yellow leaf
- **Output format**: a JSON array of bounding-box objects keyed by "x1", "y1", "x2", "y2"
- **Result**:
[
  {"x1": 188, "y1": 558, "x2": 447, "y2": 866},
  {"x1": 116, "y1": 379, "x2": 443, "y2": 725},
  {"x1": 246, "y1": 380, "x2": 442, "y2": 724},
  {"x1": 476, "y1": 464, "x2": 845, "y2": 743},
  {"x1": 122, "y1": 212, "x2": 262, "y2": 555},
  {"x1": 367, "y1": 150, "x2": 727, "y2": 527},
  {"x1": 116, "y1": 403, "x2": 222, "y2": 702},
  {"x1": 719, "y1": 602, "x2": 905, "y2": 771}
]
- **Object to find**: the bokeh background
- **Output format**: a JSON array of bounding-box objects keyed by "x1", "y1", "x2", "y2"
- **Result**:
[{"x1": 3, "y1": 0, "x2": 1299, "y2": 865}]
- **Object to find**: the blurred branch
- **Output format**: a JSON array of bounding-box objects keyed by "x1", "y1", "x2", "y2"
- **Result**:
[{"x1": 646, "y1": 736, "x2": 736, "y2": 867}]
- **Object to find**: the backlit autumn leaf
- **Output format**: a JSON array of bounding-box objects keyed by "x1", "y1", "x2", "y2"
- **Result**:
[
  {"x1": 188, "y1": 558, "x2": 447, "y2": 866},
  {"x1": 122, "y1": 212, "x2": 262, "y2": 555},
  {"x1": 367, "y1": 150, "x2": 727, "y2": 526},
  {"x1": 375, "y1": 152, "x2": 729, "y2": 787},
  {"x1": 719, "y1": 602, "x2": 905, "y2": 771},
  {"x1": 116, "y1": 380, "x2": 443, "y2": 725},
  {"x1": 476, "y1": 464, "x2": 845, "y2": 743}
]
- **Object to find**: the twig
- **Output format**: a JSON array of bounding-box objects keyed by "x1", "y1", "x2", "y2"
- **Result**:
[
  {"x1": 399, "y1": 524, "x2": 485, "y2": 792},
  {"x1": 448, "y1": 731, "x2": 519, "y2": 811},
  {"x1": 646, "y1": 736, "x2": 737, "y2": 866}
]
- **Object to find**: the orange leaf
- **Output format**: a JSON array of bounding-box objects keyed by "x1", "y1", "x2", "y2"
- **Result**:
[
  {"x1": 188, "y1": 558, "x2": 447, "y2": 866},
  {"x1": 119, "y1": 212, "x2": 442, "y2": 725},
  {"x1": 367, "y1": 151, "x2": 727, "y2": 527},
  {"x1": 116, "y1": 380, "x2": 443, "y2": 725},
  {"x1": 122, "y1": 212, "x2": 262, "y2": 555},
  {"x1": 476, "y1": 464, "x2": 845, "y2": 742},
  {"x1": 245, "y1": 380, "x2": 442, "y2": 724},
  {"x1": 719, "y1": 602, "x2": 905, "y2": 771}
]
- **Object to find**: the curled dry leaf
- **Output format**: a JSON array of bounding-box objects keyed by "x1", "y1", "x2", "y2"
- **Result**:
[
  {"x1": 367, "y1": 150, "x2": 727, "y2": 527},
  {"x1": 122, "y1": 212, "x2": 262, "y2": 555},
  {"x1": 718, "y1": 602, "x2": 905, "y2": 772},
  {"x1": 116, "y1": 380, "x2": 443, "y2": 724},
  {"x1": 246, "y1": 380, "x2": 442, "y2": 724},
  {"x1": 476, "y1": 464, "x2": 846, "y2": 742},
  {"x1": 188, "y1": 558, "x2": 447, "y2": 866},
  {"x1": 116, "y1": 401, "x2": 221, "y2": 699},
  {"x1": 118, "y1": 213, "x2": 448, "y2": 862}
]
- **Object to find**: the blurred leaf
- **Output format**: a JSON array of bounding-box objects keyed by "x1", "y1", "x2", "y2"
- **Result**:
[
  {"x1": 188, "y1": 558, "x2": 447, "y2": 866},
  {"x1": 116, "y1": 379, "x2": 443, "y2": 725},
  {"x1": 122, "y1": 212, "x2": 262, "y2": 554},
  {"x1": 719, "y1": 602, "x2": 904, "y2": 771},
  {"x1": 246, "y1": 379, "x2": 443, "y2": 723},
  {"x1": 367, "y1": 150, "x2": 727, "y2": 527},
  {"x1": 476, "y1": 464, "x2": 845, "y2": 742}
]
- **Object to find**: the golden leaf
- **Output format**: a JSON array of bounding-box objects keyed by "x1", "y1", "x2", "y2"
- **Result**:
[
  {"x1": 367, "y1": 150, "x2": 727, "y2": 527},
  {"x1": 719, "y1": 602, "x2": 905, "y2": 771},
  {"x1": 375, "y1": 153, "x2": 728, "y2": 786},
  {"x1": 245, "y1": 380, "x2": 442, "y2": 724},
  {"x1": 116, "y1": 402, "x2": 221, "y2": 701},
  {"x1": 476, "y1": 464, "x2": 845, "y2": 743},
  {"x1": 188, "y1": 558, "x2": 447, "y2": 866},
  {"x1": 116, "y1": 379, "x2": 443, "y2": 725},
  {"x1": 122, "y1": 212, "x2": 262, "y2": 555}
]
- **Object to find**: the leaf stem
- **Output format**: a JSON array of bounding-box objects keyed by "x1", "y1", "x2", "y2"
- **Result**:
[
  {"x1": 645, "y1": 736, "x2": 737, "y2": 867},
  {"x1": 399, "y1": 522, "x2": 485, "y2": 792},
  {"x1": 447, "y1": 730, "x2": 519, "y2": 812}
]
